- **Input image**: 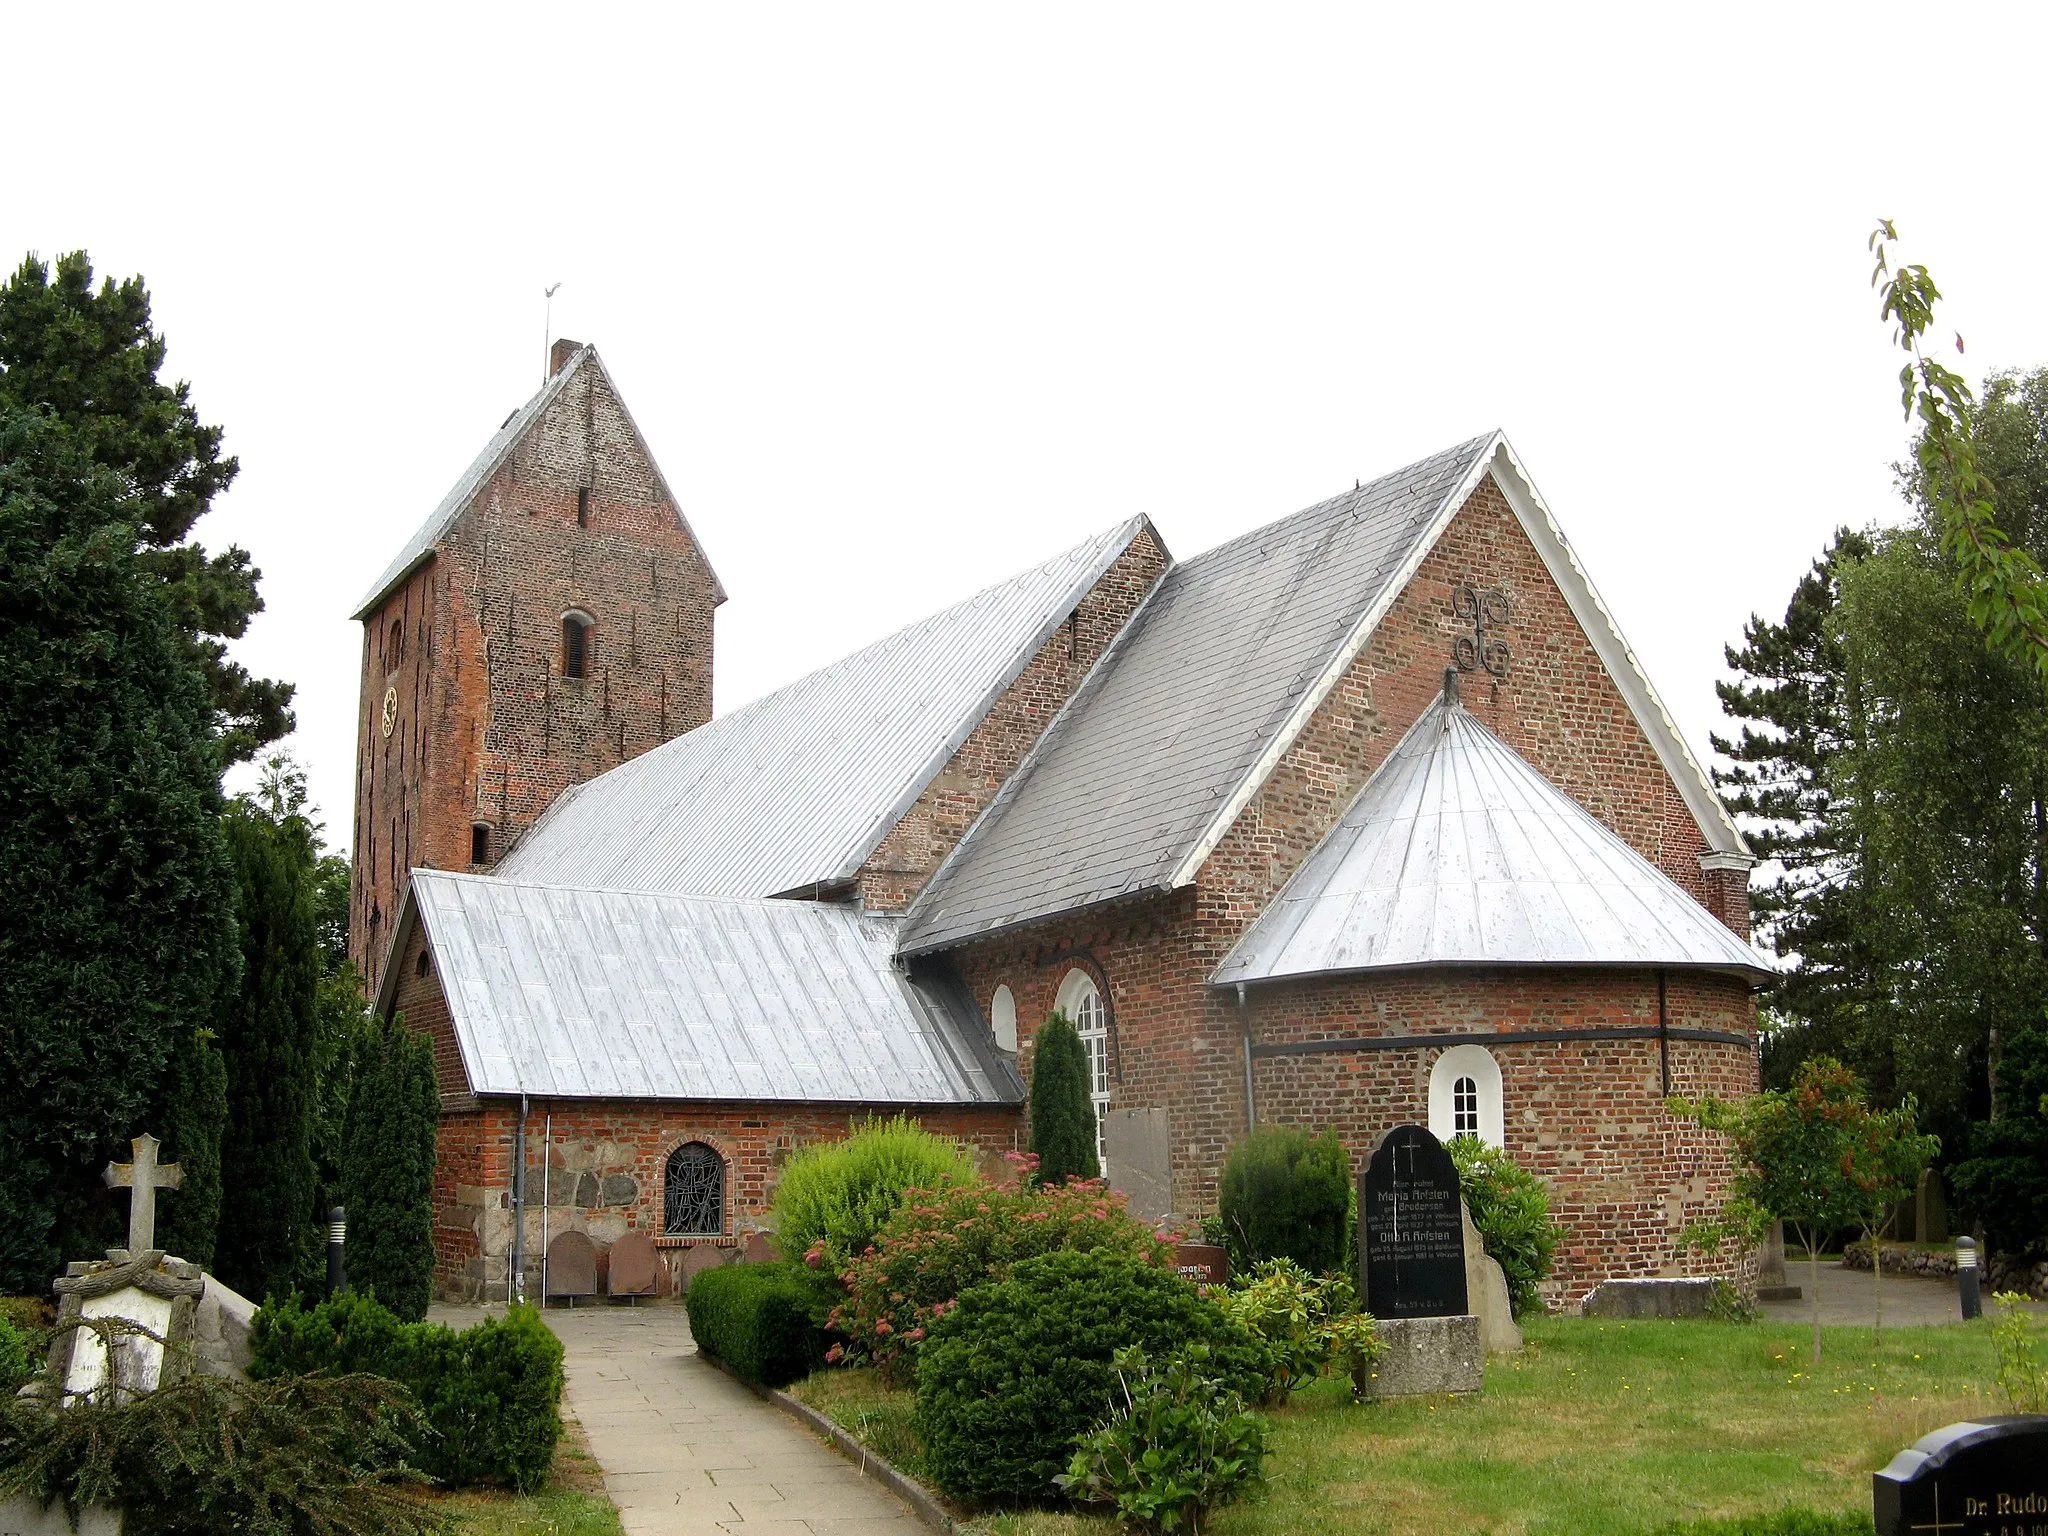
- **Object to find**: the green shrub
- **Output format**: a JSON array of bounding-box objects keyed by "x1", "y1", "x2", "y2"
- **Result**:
[
  {"x1": 1029, "y1": 1012, "x2": 1101, "y2": 1184},
  {"x1": 772, "y1": 1116, "x2": 980, "y2": 1278},
  {"x1": 249, "y1": 1290, "x2": 563, "y2": 1492},
  {"x1": 1447, "y1": 1135, "x2": 1560, "y2": 1317},
  {"x1": 829, "y1": 1165, "x2": 1171, "y2": 1383},
  {"x1": 687, "y1": 1262, "x2": 829, "y2": 1388},
  {"x1": 1217, "y1": 1126, "x2": 1350, "y2": 1274},
  {"x1": 0, "y1": 1366, "x2": 438, "y2": 1536},
  {"x1": 1058, "y1": 1344, "x2": 1270, "y2": 1534},
  {"x1": 1214, "y1": 1259, "x2": 1382, "y2": 1403},
  {"x1": 0, "y1": 1315, "x2": 30, "y2": 1394},
  {"x1": 914, "y1": 1249, "x2": 1271, "y2": 1507},
  {"x1": 341, "y1": 1014, "x2": 440, "y2": 1322}
]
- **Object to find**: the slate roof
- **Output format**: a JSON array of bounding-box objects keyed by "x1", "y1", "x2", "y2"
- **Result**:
[
  {"x1": 495, "y1": 517, "x2": 1159, "y2": 898},
  {"x1": 390, "y1": 871, "x2": 1021, "y2": 1104},
  {"x1": 350, "y1": 345, "x2": 725, "y2": 620},
  {"x1": 898, "y1": 436, "x2": 1500, "y2": 954},
  {"x1": 1212, "y1": 685, "x2": 1773, "y2": 986}
]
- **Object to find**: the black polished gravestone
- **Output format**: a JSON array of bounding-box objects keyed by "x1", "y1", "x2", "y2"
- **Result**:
[
  {"x1": 1360, "y1": 1124, "x2": 1468, "y2": 1319},
  {"x1": 1874, "y1": 1416, "x2": 2048, "y2": 1536}
]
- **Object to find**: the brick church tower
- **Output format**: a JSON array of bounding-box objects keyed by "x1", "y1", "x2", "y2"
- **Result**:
[{"x1": 348, "y1": 341, "x2": 723, "y2": 989}]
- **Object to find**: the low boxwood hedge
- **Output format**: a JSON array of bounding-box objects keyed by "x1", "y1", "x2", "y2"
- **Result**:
[
  {"x1": 687, "y1": 1262, "x2": 827, "y2": 1388},
  {"x1": 249, "y1": 1290, "x2": 563, "y2": 1492}
]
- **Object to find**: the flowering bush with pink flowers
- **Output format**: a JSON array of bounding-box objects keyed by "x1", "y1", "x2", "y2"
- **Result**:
[{"x1": 821, "y1": 1153, "x2": 1173, "y2": 1384}]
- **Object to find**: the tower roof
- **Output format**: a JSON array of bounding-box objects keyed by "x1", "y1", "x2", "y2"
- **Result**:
[
  {"x1": 1211, "y1": 681, "x2": 1773, "y2": 986},
  {"x1": 350, "y1": 344, "x2": 725, "y2": 619}
]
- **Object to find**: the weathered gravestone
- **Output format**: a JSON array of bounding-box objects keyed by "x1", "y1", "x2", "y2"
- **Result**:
[
  {"x1": 1873, "y1": 1415, "x2": 2048, "y2": 1535},
  {"x1": 1358, "y1": 1125, "x2": 1481, "y2": 1398},
  {"x1": 607, "y1": 1231, "x2": 658, "y2": 1300},
  {"x1": 1172, "y1": 1244, "x2": 1229, "y2": 1286},
  {"x1": 545, "y1": 1230, "x2": 598, "y2": 1305}
]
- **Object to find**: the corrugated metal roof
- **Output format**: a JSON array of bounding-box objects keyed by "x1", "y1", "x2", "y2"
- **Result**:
[
  {"x1": 405, "y1": 870, "x2": 1023, "y2": 1104},
  {"x1": 899, "y1": 436, "x2": 1497, "y2": 954},
  {"x1": 350, "y1": 345, "x2": 726, "y2": 620},
  {"x1": 1212, "y1": 686, "x2": 1773, "y2": 985},
  {"x1": 496, "y1": 517, "x2": 1157, "y2": 897}
]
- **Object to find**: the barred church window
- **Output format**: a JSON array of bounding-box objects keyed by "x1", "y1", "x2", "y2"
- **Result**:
[
  {"x1": 1429, "y1": 1045, "x2": 1504, "y2": 1148},
  {"x1": 1453, "y1": 1075, "x2": 1479, "y2": 1136},
  {"x1": 1055, "y1": 969, "x2": 1112, "y2": 1170},
  {"x1": 664, "y1": 1142, "x2": 724, "y2": 1235},
  {"x1": 562, "y1": 611, "x2": 593, "y2": 679}
]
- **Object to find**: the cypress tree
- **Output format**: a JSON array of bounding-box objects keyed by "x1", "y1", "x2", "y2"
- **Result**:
[
  {"x1": 0, "y1": 405, "x2": 237, "y2": 1291},
  {"x1": 341, "y1": 1015, "x2": 439, "y2": 1321},
  {"x1": 213, "y1": 792, "x2": 323, "y2": 1300},
  {"x1": 1028, "y1": 1010, "x2": 1100, "y2": 1184}
]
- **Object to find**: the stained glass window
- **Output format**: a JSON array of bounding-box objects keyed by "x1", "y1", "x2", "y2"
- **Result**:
[{"x1": 664, "y1": 1142, "x2": 724, "y2": 1235}]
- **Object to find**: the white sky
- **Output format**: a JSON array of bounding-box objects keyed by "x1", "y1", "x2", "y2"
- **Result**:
[{"x1": 8, "y1": 4, "x2": 2047, "y2": 847}]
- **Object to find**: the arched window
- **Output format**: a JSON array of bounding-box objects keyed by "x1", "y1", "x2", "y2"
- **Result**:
[
  {"x1": 1054, "y1": 969, "x2": 1112, "y2": 1169},
  {"x1": 1428, "y1": 1045, "x2": 1505, "y2": 1149},
  {"x1": 990, "y1": 985, "x2": 1018, "y2": 1053},
  {"x1": 387, "y1": 620, "x2": 404, "y2": 666},
  {"x1": 664, "y1": 1142, "x2": 724, "y2": 1235},
  {"x1": 470, "y1": 822, "x2": 491, "y2": 867},
  {"x1": 561, "y1": 611, "x2": 594, "y2": 679}
]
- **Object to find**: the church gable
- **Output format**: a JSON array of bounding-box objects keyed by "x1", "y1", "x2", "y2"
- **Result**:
[
  {"x1": 856, "y1": 524, "x2": 1171, "y2": 910},
  {"x1": 1197, "y1": 466, "x2": 1748, "y2": 938}
]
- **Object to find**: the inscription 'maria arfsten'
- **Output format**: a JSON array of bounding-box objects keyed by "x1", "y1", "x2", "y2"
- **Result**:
[{"x1": 1360, "y1": 1124, "x2": 1469, "y2": 1319}]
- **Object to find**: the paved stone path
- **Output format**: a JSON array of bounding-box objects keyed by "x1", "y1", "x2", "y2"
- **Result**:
[
  {"x1": 528, "y1": 1305, "x2": 919, "y2": 1536},
  {"x1": 1758, "y1": 1259, "x2": 2044, "y2": 1327}
]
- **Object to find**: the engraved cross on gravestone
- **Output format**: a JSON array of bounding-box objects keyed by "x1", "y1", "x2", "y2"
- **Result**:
[{"x1": 103, "y1": 1133, "x2": 182, "y2": 1254}]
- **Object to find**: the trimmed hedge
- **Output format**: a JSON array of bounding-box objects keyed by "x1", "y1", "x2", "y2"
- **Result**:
[
  {"x1": 914, "y1": 1249, "x2": 1271, "y2": 1507},
  {"x1": 687, "y1": 1262, "x2": 828, "y2": 1388},
  {"x1": 249, "y1": 1290, "x2": 563, "y2": 1492},
  {"x1": 1217, "y1": 1126, "x2": 1351, "y2": 1275},
  {"x1": 0, "y1": 1315, "x2": 29, "y2": 1395}
]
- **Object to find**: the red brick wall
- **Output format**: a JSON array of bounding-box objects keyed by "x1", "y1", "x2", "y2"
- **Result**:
[
  {"x1": 860, "y1": 528, "x2": 1170, "y2": 910},
  {"x1": 431, "y1": 1096, "x2": 1023, "y2": 1300},
  {"x1": 1236, "y1": 967, "x2": 1758, "y2": 1301},
  {"x1": 350, "y1": 356, "x2": 721, "y2": 986},
  {"x1": 941, "y1": 471, "x2": 1758, "y2": 1299}
]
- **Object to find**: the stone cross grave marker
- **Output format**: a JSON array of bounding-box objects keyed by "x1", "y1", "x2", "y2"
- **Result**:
[
  {"x1": 1360, "y1": 1124, "x2": 1468, "y2": 1319},
  {"x1": 103, "y1": 1134, "x2": 181, "y2": 1254},
  {"x1": 1873, "y1": 1415, "x2": 2048, "y2": 1535}
]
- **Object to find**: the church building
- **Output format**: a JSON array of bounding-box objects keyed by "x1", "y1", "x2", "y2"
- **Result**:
[{"x1": 351, "y1": 342, "x2": 1766, "y2": 1306}]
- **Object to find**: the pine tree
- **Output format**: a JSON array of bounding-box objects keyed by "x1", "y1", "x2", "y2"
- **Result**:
[
  {"x1": 0, "y1": 404, "x2": 237, "y2": 1292},
  {"x1": 341, "y1": 1016, "x2": 439, "y2": 1321},
  {"x1": 1028, "y1": 1011, "x2": 1100, "y2": 1184},
  {"x1": 213, "y1": 790, "x2": 323, "y2": 1300},
  {"x1": 0, "y1": 251, "x2": 291, "y2": 763}
]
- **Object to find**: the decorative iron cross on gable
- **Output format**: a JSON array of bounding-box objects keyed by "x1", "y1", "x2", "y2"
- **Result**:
[
  {"x1": 103, "y1": 1133, "x2": 182, "y2": 1254},
  {"x1": 1451, "y1": 584, "x2": 1511, "y2": 678}
]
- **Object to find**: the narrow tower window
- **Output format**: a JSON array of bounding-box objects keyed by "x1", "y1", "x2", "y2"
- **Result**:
[
  {"x1": 561, "y1": 611, "x2": 593, "y2": 679},
  {"x1": 470, "y1": 823, "x2": 491, "y2": 867},
  {"x1": 576, "y1": 487, "x2": 590, "y2": 528}
]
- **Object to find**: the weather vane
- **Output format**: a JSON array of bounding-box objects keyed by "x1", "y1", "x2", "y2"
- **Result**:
[
  {"x1": 543, "y1": 283, "x2": 562, "y2": 383},
  {"x1": 1451, "y1": 584, "x2": 1511, "y2": 678}
]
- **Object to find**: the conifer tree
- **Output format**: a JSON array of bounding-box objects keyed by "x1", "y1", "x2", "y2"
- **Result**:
[
  {"x1": 0, "y1": 404, "x2": 237, "y2": 1292},
  {"x1": 1028, "y1": 1011, "x2": 1100, "y2": 1184},
  {"x1": 213, "y1": 783, "x2": 323, "y2": 1300},
  {"x1": 0, "y1": 252, "x2": 292, "y2": 763},
  {"x1": 341, "y1": 1016, "x2": 439, "y2": 1321}
]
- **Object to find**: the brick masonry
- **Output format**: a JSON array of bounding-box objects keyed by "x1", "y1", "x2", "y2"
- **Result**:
[
  {"x1": 945, "y1": 471, "x2": 1760, "y2": 1301},
  {"x1": 349, "y1": 347, "x2": 722, "y2": 989}
]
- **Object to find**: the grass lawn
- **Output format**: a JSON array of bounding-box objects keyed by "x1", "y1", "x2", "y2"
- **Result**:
[
  {"x1": 432, "y1": 1399, "x2": 625, "y2": 1536},
  {"x1": 792, "y1": 1315, "x2": 2008, "y2": 1536}
]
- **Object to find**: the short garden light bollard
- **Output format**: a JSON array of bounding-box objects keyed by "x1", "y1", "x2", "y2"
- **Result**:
[
  {"x1": 1956, "y1": 1235, "x2": 1980, "y2": 1321},
  {"x1": 328, "y1": 1206, "x2": 347, "y2": 1296}
]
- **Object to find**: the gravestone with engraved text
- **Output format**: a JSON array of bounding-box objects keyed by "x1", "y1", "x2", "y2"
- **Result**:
[
  {"x1": 1360, "y1": 1124, "x2": 1468, "y2": 1318},
  {"x1": 1874, "y1": 1415, "x2": 2048, "y2": 1536}
]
